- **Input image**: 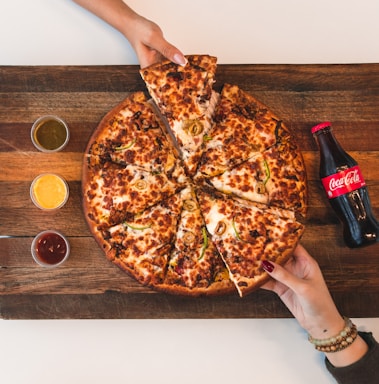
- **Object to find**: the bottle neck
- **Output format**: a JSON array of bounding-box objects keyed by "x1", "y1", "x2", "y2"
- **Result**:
[
  {"x1": 314, "y1": 126, "x2": 357, "y2": 173},
  {"x1": 313, "y1": 127, "x2": 342, "y2": 152}
]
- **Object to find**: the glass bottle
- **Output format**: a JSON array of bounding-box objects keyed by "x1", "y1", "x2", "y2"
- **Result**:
[{"x1": 312, "y1": 122, "x2": 378, "y2": 248}]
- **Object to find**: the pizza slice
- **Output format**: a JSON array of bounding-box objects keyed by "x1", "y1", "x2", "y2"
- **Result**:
[
  {"x1": 215, "y1": 83, "x2": 292, "y2": 148},
  {"x1": 162, "y1": 186, "x2": 233, "y2": 295},
  {"x1": 196, "y1": 186, "x2": 304, "y2": 297},
  {"x1": 196, "y1": 83, "x2": 292, "y2": 178},
  {"x1": 201, "y1": 140, "x2": 307, "y2": 216},
  {"x1": 262, "y1": 139, "x2": 308, "y2": 216},
  {"x1": 203, "y1": 152, "x2": 270, "y2": 205},
  {"x1": 140, "y1": 54, "x2": 219, "y2": 176},
  {"x1": 85, "y1": 92, "x2": 179, "y2": 175},
  {"x1": 82, "y1": 160, "x2": 187, "y2": 228},
  {"x1": 100, "y1": 192, "x2": 184, "y2": 287}
]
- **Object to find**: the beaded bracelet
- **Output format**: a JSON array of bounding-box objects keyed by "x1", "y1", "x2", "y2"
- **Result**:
[{"x1": 308, "y1": 316, "x2": 358, "y2": 353}]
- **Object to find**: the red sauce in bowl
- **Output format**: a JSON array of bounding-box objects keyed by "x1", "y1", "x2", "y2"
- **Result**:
[{"x1": 32, "y1": 231, "x2": 70, "y2": 267}]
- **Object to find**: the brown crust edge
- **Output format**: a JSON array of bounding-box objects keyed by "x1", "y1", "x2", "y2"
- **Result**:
[{"x1": 112, "y1": 254, "x2": 236, "y2": 297}]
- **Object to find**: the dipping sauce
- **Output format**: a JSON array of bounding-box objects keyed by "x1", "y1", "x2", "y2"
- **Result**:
[
  {"x1": 31, "y1": 115, "x2": 69, "y2": 152},
  {"x1": 30, "y1": 173, "x2": 69, "y2": 210},
  {"x1": 31, "y1": 230, "x2": 70, "y2": 267}
]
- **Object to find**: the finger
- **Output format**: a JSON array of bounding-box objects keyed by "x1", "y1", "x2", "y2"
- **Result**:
[
  {"x1": 146, "y1": 29, "x2": 186, "y2": 66},
  {"x1": 138, "y1": 42, "x2": 186, "y2": 68},
  {"x1": 159, "y1": 42, "x2": 187, "y2": 66},
  {"x1": 261, "y1": 259, "x2": 303, "y2": 293}
]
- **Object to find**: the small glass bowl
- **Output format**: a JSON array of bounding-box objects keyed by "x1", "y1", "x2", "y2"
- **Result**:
[
  {"x1": 31, "y1": 230, "x2": 70, "y2": 268},
  {"x1": 30, "y1": 173, "x2": 69, "y2": 211},
  {"x1": 31, "y1": 115, "x2": 70, "y2": 152}
]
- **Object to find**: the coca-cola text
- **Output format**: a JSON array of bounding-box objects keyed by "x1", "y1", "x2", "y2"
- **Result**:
[{"x1": 321, "y1": 165, "x2": 366, "y2": 199}]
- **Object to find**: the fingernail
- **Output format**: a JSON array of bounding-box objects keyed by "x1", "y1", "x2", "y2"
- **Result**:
[
  {"x1": 261, "y1": 260, "x2": 275, "y2": 273},
  {"x1": 173, "y1": 53, "x2": 187, "y2": 66}
]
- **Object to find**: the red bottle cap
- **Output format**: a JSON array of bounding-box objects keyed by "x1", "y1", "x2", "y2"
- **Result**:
[{"x1": 311, "y1": 121, "x2": 332, "y2": 134}]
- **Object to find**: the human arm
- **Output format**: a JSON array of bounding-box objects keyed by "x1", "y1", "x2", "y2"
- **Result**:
[
  {"x1": 261, "y1": 244, "x2": 369, "y2": 369},
  {"x1": 72, "y1": 0, "x2": 186, "y2": 68}
]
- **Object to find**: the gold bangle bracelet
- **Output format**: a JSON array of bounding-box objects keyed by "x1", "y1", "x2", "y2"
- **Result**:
[{"x1": 308, "y1": 316, "x2": 358, "y2": 353}]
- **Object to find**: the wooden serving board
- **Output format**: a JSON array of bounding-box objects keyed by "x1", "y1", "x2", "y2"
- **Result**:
[{"x1": 0, "y1": 64, "x2": 378, "y2": 319}]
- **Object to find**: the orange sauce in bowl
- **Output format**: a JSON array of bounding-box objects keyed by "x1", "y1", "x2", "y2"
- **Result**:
[{"x1": 30, "y1": 173, "x2": 69, "y2": 210}]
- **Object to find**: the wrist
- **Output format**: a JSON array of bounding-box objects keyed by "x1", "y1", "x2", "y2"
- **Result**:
[
  {"x1": 306, "y1": 313, "x2": 345, "y2": 340},
  {"x1": 308, "y1": 316, "x2": 357, "y2": 353},
  {"x1": 118, "y1": 9, "x2": 138, "y2": 39},
  {"x1": 307, "y1": 316, "x2": 369, "y2": 367},
  {"x1": 326, "y1": 334, "x2": 369, "y2": 367}
]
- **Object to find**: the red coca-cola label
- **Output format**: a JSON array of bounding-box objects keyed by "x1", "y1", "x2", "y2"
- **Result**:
[{"x1": 321, "y1": 165, "x2": 366, "y2": 199}]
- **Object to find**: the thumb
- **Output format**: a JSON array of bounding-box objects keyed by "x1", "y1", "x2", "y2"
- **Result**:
[{"x1": 158, "y1": 42, "x2": 187, "y2": 66}]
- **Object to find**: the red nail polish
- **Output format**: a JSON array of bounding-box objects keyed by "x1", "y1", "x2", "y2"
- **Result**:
[{"x1": 262, "y1": 260, "x2": 275, "y2": 273}]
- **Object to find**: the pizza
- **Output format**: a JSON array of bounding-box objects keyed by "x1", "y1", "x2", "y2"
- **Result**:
[{"x1": 82, "y1": 55, "x2": 307, "y2": 297}]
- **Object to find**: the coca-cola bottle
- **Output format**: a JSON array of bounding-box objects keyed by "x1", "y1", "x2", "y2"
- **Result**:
[{"x1": 311, "y1": 121, "x2": 378, "y2": 248}]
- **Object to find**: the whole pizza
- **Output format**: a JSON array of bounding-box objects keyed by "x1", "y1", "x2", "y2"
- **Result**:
[{"x1": 82, "y1": 55, "x2": 307, "y2": 297}]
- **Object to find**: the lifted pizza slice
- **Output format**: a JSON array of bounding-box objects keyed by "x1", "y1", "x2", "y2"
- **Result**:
[{"x1": 140, "y1": 55, "x2": 219, "y2": 176}]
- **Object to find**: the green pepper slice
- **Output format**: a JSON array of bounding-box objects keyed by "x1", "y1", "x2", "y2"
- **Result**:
[
  {"x1": 123, "y1": 221, "x2": 151, "y2": 231},
  {"x1": 199, "y1": 227, "x2": 209, "y2": 260}
]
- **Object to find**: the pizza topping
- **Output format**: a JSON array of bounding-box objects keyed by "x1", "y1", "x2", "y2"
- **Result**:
[
  {"x1": 114, "y1": 138, "x2": 136, "y2": 151},
  {"x1": 183, "y1": 231, "x2": 196, "y2": 245},
  {"x1": 215, "y1": 221, "x2": 227, "y2": 236},
  {"x1": 231, "y1": 217, "x2": 242, "y2": 241},
  {"x1": 123, "y1": 221, "x2": 152, "y2": 231},
  {"x1": 214, "y1": 268, "x2": 229, "y2": 282},
  {"x1": 183, "y1": 199, "x2": 197, "y2": 212},
  {"x1": 134, "y1": 179, "x2": 148, "y2": 190},
  {"x1": 263, "y1": 159, "x2": 270, "y2": 184},
  {"x1": 166, "y1": 71, "x2": 184, "y2": 82},
  {"x1": 256, "y1": 181, "x2": 266, "y2": 194},
  {"x1": 199, "y1": 227, "x2": 209, "y2": 260},
  {"x1": 184, "y1": 119, "x2": 204, "y2": 136}
]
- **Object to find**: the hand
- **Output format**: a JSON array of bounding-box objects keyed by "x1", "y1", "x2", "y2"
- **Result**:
[
  {"x1": 261, "y1": 244, "x2": 344, "y2": 339},
  {"x1": 261, "y1": 244, "x2": 369, "y2": 367},
  {"x1": 124, "y1": 13, "x2": 186, "y2": 68},
  {"x1": 73, "y1": 0, "x2": 186, "y2": 68}
]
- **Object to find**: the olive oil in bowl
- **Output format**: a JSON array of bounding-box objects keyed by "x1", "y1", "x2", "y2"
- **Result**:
[{"x1": 31, "y1": 115, "x2": 69, "y2": 152}]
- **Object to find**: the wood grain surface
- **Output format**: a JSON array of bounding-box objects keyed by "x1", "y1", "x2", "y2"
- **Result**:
[{"x1": 1, "y1": 64, "x2": 378, "y2": 319}]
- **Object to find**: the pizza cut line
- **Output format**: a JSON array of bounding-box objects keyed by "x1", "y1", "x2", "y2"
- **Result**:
[{"x1": 82, "y1": 55, "x2": 307, "y2": 297}]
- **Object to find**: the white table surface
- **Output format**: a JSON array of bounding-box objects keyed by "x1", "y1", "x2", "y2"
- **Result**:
[{"x1": 1, "y1": 1, "x2": 378, "y2": 383}]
